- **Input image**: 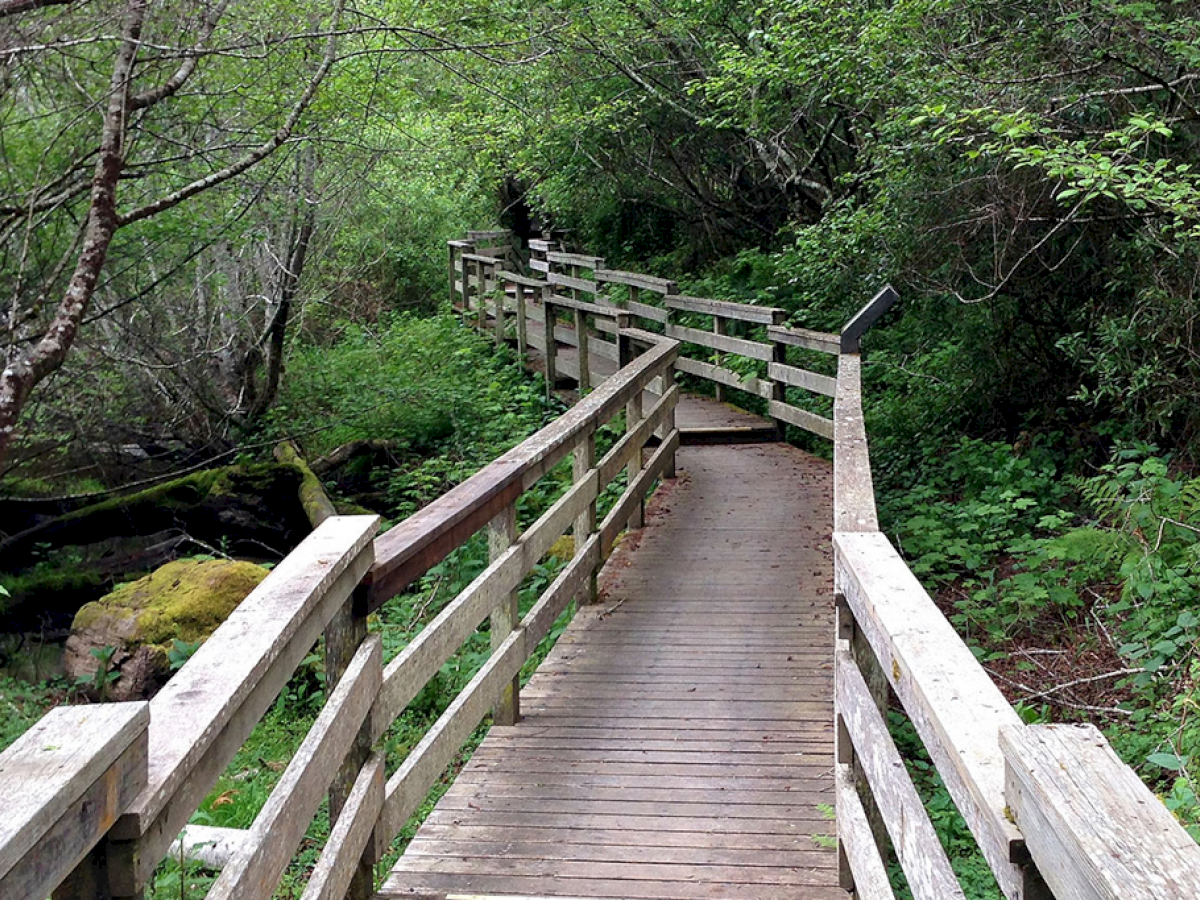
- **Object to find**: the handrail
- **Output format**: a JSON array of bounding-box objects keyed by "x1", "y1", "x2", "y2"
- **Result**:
[{"x1": 455, "y1": 234, "x2": 1200, "y2": 899}]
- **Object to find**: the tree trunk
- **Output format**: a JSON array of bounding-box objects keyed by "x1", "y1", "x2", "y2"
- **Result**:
[{"x1": 0, "y1": 0, "x2": 146, "y2": 467}]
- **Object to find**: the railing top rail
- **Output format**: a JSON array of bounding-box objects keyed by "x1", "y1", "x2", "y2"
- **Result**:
[{"x1": 363, "y1": 336, "x2": 679, "y2": 610}]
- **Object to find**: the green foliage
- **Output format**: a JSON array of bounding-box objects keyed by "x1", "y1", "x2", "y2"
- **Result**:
[{"x1": 75, "y1": 645, "x2": 120, "y2": 701}]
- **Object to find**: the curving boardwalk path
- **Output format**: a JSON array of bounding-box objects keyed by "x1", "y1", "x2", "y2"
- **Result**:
[{"x1": 377, "y1": 389, "x2": 844, "y2": 900}]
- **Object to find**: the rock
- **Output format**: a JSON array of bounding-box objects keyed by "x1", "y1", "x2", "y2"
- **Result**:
[{"x1": 64, "y1": 558, "x2": 268, "y2": 700}]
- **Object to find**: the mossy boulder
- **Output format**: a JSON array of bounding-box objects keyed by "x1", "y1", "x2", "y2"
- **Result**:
[{"x1": 64, "y1": 558, "x2": 268, "y2": 700}]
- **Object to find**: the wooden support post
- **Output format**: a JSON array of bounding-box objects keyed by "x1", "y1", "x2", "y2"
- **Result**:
[
  {"x1": 447, "y1": 243, "x2": 456, "y2": 307},
  {"x1": 769, "y1": 309, "x2": 788, "y2": 439},
  {"x1": 573, "y1": 431, "x2": 598, "y2": 605},
  {"x1": 493, "y1": 280, "x2": 505, "y2": 346},
  {"x1": 476, "y1": 263, "x2": 487, "y2": 331},
  {"x1": 616, "y1": 313, "x2": 633, "y2": 368},
  {"x1": 574, "y1": 307, "x2": 590, "y2": 393},
  {"x1": 834, "y1": 594, "x2": 857, "y2": 893},
  {"x1": 543, "y1": 292, "x2": 557, "y2": 400},
  {"x1": 516, "y1": 286, "x2": 528, "y2": 358},
  {"x1": 488, "y1": 503, "x2": 520, "y2": 725},
  {"x1": 323, "y1": 599, "x2": 373, "y2": 900},
  {"x1": 835, "y1": 590, "x2": 893, "y2": 881},
  {"x1": 625, "y1": 387, "x2": 644, "y2": 531},
  {"x1": 713, "y1": 317, "x2": 727, "y2": 403}
]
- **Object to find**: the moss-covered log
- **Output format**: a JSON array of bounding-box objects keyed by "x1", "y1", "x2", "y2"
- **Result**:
[
  {"x1": 0, "y1": 464, "x2": 311, "y2": 567},
  {"x1": 273, "y1": 440, "x2": 337, "y2": 528}
]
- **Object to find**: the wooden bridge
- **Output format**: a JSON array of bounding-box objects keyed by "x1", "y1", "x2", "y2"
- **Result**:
[{"x1": 3, "y1": 231, "x2": 1199, "y2": 900}]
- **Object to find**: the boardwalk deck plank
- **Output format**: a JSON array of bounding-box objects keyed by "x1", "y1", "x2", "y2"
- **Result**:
[{"x1": 378, "y1": 391, "x2": 842, "y2": 900}]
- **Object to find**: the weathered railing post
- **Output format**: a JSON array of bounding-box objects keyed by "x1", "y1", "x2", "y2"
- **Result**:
[
  {"x1": 476, "y1": 260, "x2": 487, "y2": 331},
  {"x1": 574, "y1": 429, "x2": 599, "y2": 604},
  {"x1": 488, "y1": 502, "x2": 521, "y2": 725},
  {"x1": 492, "y1": 275, "x2": 505, "y2": 346},
  {"x1": 768, "y1": 309, "x2": 788, "y2": 438},
  {"x1": 574, "y1": 303, "x2": 591, "y2": 393},
  {"x1": 542, "y1": 290, "x2": 558, "y2": 400},
  {"x1": 713, "y1": 316, "x2": 728, "y2": 403},
  {"x1": 614, "y1": 313, "x2": 647, "y2": 530},
  {"x1": 325, "y1": 591, "x2": 375, "y2": 900},
  {"x1": 515, "y1": 285, "x2": 528, "y2": 358}
]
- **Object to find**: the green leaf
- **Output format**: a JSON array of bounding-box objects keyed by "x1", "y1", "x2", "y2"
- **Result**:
[{"x1": 1147, "y1": 753, "x2": 1186, "y2": 771}]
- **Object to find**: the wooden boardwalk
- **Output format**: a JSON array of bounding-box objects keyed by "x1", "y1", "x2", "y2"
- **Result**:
[{"x1": 379, "y1": 394, "x2": 844, "y2": 900}]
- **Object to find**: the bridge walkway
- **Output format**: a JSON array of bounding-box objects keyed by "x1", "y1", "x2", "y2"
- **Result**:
[{"x1": 378, "y1": 391, "x2": 844, "y2": 900}]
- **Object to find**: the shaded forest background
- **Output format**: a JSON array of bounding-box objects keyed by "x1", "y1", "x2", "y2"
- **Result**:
[{"x1": 3, "y1": 0, "x2": 1200, "y2": 885}]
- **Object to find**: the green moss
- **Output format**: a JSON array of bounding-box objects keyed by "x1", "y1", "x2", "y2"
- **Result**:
[{"x1": 72, "y1": 559, "x2": 268, "y2": 649}]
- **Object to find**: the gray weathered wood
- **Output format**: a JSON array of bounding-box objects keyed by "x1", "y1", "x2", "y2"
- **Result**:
[
  {"x1": 323, "y1": 594, "x2": 372, "y2": 900},
  {"x1": 529, "y1": 258, "x2": 551, "y2": 273},
  {"x1": 300, "y1": 752, "x2": 386, "y2": 900},
  {"x1": 600, "y1": 430, "x2": 680, "y2": 558},
  {"x1": 834, "y1": 531, "x2": 1029, "y2": 900},
  {"x1": 596, "y1": 385, "x2": 679, "y2": 487},
  {"x1": 489, "y1": 503, "x2": 521, "y2": 726},
  {"x1": 521, "y1": 534, "x2": 601, "y2": 648},
  {"x1": 574, "y1": 307, "x2": 590, "y2": 392},
  {"x1": 1002, "y1": 724, "x2": 1200, "y2": 900},
  {"x1": 1, "y1": 704, "x2": 149, "y2": 900},
  {"x1": 625, "y1": 299, "x2": 670, "y2": 324},
  {"x1": 548, "y1": 272, "x2": 599, "y2": 295},
  {"x1": 546, "y1": 292, "x2": 621, "y2": 318},
  {"x1": 107, "y1": 517, "x2": 378, "y2": 894},
  {"x1": 625, "y1": 388, "x2": 645, "y2": 529},
  {"x1": 595, "y1": 268, "x2": 678, "y2": 294},
  {"x1": 840, "y1": 286, "x2": 899, "y2": 354},
  {"x1": 836, "y1": 648, "x2": 965, "y2": 900},
  {"x1": 546, "y1": 251, "x2": 605, "y2": 269},
  {"x1": 768, "y1": 361, "x2": 837, "y2": 397},
  {"x1": 835, "y1": 763, "x2": 897, "y2": 900},
  {"x1": 497, "y1": 269, "x2": 544, "y2": 289},
  {"x1": 665, "y1": 295, "x2": 783, "y2": 325},
  {"x1": 665, "y1": 323, "x2": 773, "y2": 362},
  {"x1": 768, "y1": 399, "x2": 835, "y2": 440},
  {"x1": 833, "y1": 354, "x2": 878, "y2": 533},
  {"x1": 376, "y1": 629, "x2": 528, "y2": 852},
  {"x1": 768, "y1": 324, "x2": 840, "y2": 355},
  {"x1": 573, "y1": 430, "x2": 598, "y2": 604},
  {"x1": 207, "y1": 635, "x2": 382, "y2": 900},
  {"x1": 673, "y1": 356, "x2": 773, "y2": 401}
]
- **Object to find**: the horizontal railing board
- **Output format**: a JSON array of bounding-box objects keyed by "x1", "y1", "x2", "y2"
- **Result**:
[
  {"x1": 768, "y1": 400, "x2": 835, "y2": 440},
  {"x1": 833, "y1": 354, "x2": 878, "y2": 532},
  {"x1": 376, "y1": 629, "x2": 528, "y2": 851},
  {"x1": 522, "y1": 534, "x2": 602, "y2": 649},
  {"x1": 620, "y1": 326, "x2": 669, "y2": 347},
  {"x1": 594, "y1": 268, "x2": 678, "y2": 294},
  {"x1": 466, "y1": 229, "x2": 511, "y2": 240},
  {"x1": 547, "y1": 272, "x2": 600, "y2": 295},
  {"x1": 527, "y1": 239, "x2": 555, "y2": 252},
  {"x1": 207, "y1": 636, "x2": 382, "y2": 900},
  {"x1": 768, "y1": 324, "x2": 840, "y2": 355},
  {"x1": 0, "y1": 703, "x2": 149, "y2": 900},
  {"x1": 834, "y1": 531, "x2": 1028, "y2": 900},
  {"x1": 109, "y1": 546, "x2": 376, "y2": 891},
  {"x1": 625, "y1": 299, "x2": 670, "y2": 324},
  {"x1": 301, "y1": 752, "x2": 385, "y2": 900},
  {"x1": 600, "y1": 430, "x2": 680, "y2": 558},
  {"x1": 596, "y1": 385, "x2": 679, "y2": 486},
  {"x1": 546, "y1": 294, "x2": 622, "y2": 318},
  {"x1": 665, "y1": 323, "x2": 773, "y2": 362},
  {"x1": 836, "y1": 647, "x2": 965, "y2": 900},
  {"x1": 835, "y1": 763, "x2": 897, "y2": 900},
  {"x1": 497, "y1": 270, "x2": 545, "y2": 288},
  {"x1": 546, "y1": 251, "x2": 605, "y2": 268},
  {"x1": 447, "y1": 239, "x2": 474, "y2": 249},
  {"x1": 461, "y1": 252, "x2": 504, "y2": 265},
  {"x1": 666, "y1": 295, "x2": 783, "y2": 325},
  {"x1": 374, "y1": 471, "x2": 598, "y2": 727},
  {"x1": 1002, "y1": 724, "x2": 1200, "y2": 900},
  {"x1": 674, "y1": 356, "x2": 773, "y2": 400},
  {"x1": 529, "y1": 258, "x2": 551, "y2": 273},
  {"x1": 768, "y1": 361, "x2": 836, "y2": 397},
  {"x1": 114, "y1": 516, "x2": 379, "y2": 840},
  {"x1": 366, "y1": 339, "x2": 677, "y2": 608}
]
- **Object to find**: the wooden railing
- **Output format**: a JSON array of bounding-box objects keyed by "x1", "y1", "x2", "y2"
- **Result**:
[
  {"x1": 6, "y1": 229, "x2": 1199, "y2": 900},
  {"x1": 453, "y1": 231, "x2": 1200, "y2": 900},
  {"x1": 0, "y1": 272, "x2": 680, "y2": 899}
]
